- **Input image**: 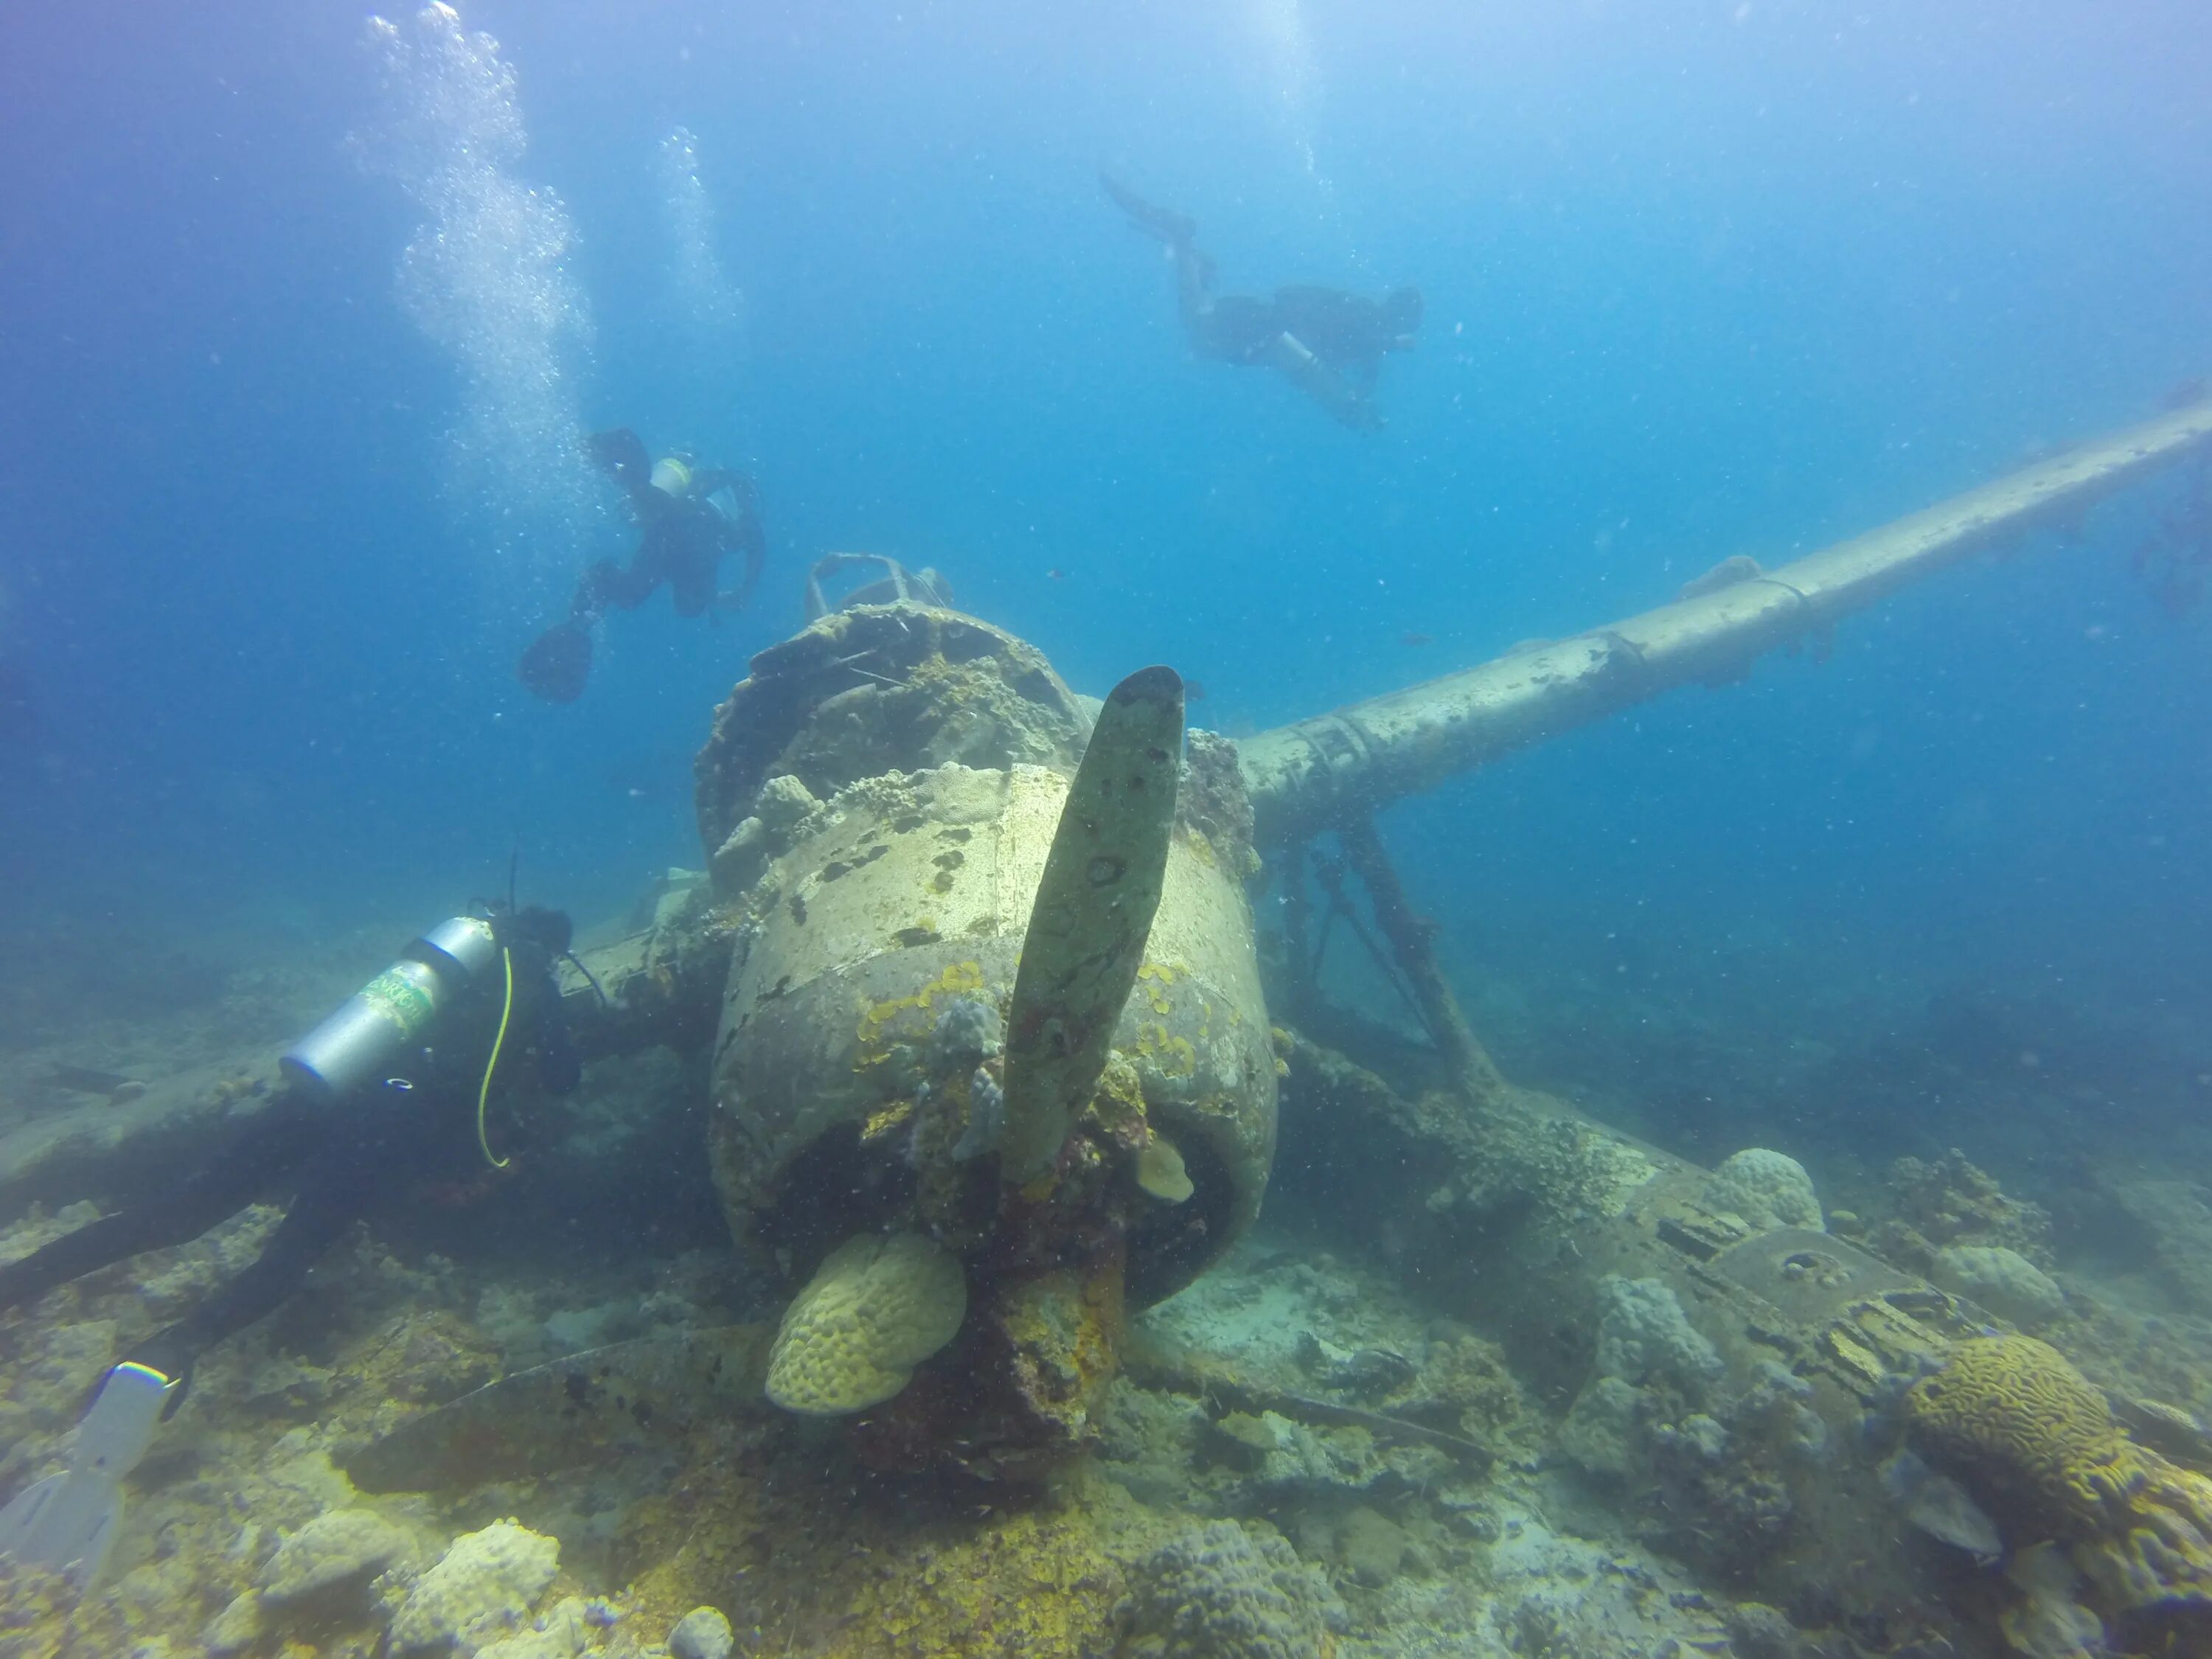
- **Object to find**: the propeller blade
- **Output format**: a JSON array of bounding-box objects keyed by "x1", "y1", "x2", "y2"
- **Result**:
[{"x1": 999, "y1": 666, "x2": 1185, "y2": 1186}]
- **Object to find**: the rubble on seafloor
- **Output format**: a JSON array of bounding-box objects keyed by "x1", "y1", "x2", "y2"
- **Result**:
[
  {"x1": 1, "y1": 1144, "x2": 1813, "y2": 1659},
  {"x1": 12, "y1": 939, "x2": 2212, "y2": 1658}
]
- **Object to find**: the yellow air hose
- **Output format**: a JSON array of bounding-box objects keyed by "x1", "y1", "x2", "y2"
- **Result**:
[{"x1": 474, "y1": 947, "x2": 516, "y2": 1169}]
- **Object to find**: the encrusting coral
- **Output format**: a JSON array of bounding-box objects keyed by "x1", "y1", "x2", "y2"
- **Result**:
[{"x1": 1112, "y1": 1519, "x2": 1348, "y2": 1659}]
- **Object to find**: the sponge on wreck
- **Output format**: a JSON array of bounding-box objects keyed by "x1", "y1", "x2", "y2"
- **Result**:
[{"x1": 766, "y1": 1231, "x2": 968, "y2": 1415}]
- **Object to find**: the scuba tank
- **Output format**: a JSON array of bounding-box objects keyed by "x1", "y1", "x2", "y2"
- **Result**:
[
  {"x1": 702, "y1": 481, "x2": 742, "y2": 526},
  {"x1": 648, "y1": 454, "x2": 695, "y2": 498},
  {"x1": 279, "y1": 916, "x2": 501, "y2": 1102}
]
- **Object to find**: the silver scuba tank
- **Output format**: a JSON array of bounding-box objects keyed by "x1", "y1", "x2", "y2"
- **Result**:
[
  {"x1": 279, "y1": 916, "x2": 501, "y2": 1102},
  {"x1": 702, "y1": 482, "x2": 741, "y2": 525}
]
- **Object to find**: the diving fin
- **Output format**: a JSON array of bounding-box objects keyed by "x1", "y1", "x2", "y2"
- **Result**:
[
  {"x1": 998, "y1": 665, "x2": 1185, "y2": 1186},
  {"x1": 1099, "y1": 173, "x2": 1197, "y2": 248},
  {"x1": 0, "y1": 1361, "x2": 177, "y2": 1590},
  {"x1": 518, "y1": 619, "x2": 593, "y2": 703}
]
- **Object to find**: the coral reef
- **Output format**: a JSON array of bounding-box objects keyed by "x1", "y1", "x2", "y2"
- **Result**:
[
  {"x1": 1109, "y1": 1520, "x2": 1347, "y2": 1659},
  {"x1": 1590, "y1": 1276, "x2": 1722, "y2": 1394},
  {"x1": 929, "y1": 997, "x2": 1001, "y2": 1068},
  {"x1": 260, "y1": 1506, "x2": 416, "y2": 1604},
  {"x1": 1633, "y1": 1361, "x2": 1821, "y2": 1575},
  {"x1": 1319, "y1": 1505, "x2": 1411, "y2": 1588},
  {"x1": 1559, "y1": 1377, "x2": 1645, "y2": 1481},
  {"x1": 1698, "y1": 1149, "x2": 1823, "y2": 1234},
  {"x1": 0, "y1": 1173, "x2": 1838, "y2": 1659},
  {"x1": 1930, "y1": 1244, "x2": 2067, "y2": 1329},
  {"x1": 765, "y1": 1232, "x2": 968, "y2": 1415},
  {"x1": 667, "y1": 1605, "x2": 734, "y2": 1659},
  {"x1": 1907, "y1": 1335, "x2": 2212, "y2": 1651},
  {"x1": 1562, "y1": 1281, "x2": 1823, "y2": 1581},
  {"x1": 388, "y1": 1520, "x2": 562, "y2": 1653},
  {"x1": 1904, "y1": 1335, "x2": 2135, "y2": 1537},
  {"x1": 1876, "y1": 1150, "x2": 2053, "y2": 1274}
]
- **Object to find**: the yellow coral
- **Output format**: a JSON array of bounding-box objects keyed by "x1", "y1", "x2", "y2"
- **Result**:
[
  {"x1": 853, "y1": 959, "x2": 988, "y2": 1073},
  {"x1": 1132, "y1": 1022, "x2": 1197, "y2": 1077},
  {"x1": 1135, "y1": 1136, "x2": 1194, "y2": 1203},
  {"x1": 860, "y1": 1098, "x2": 915, "y2": 1144},
  {"x1": 1910, "y1": 1338, "x2": 2212, "y2": 1635},
  {"x1": 765, "y1": 1232, "x2": 968, "y2": 1416},
  {"x1": 1002, "y1": 1266, "x2": 1126, "y2": 1445},
  {"x1": 1905, "y1": 1337, "x2": 2145, "y2": 1536},
  {"x1": 832, "y1": 1474, "x2": 1152, "y2": 1657},
  {"x1": 2070, "y1": 1455, "x2": 2212, "y2": 1622}
]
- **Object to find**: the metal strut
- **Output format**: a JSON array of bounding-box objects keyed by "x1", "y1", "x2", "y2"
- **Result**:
[{"x1": 1335, "y1": 815, "x2": 1510, "y2": 1112}]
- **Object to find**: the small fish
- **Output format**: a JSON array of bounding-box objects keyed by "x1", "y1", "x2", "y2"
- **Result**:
[
  {"x1": 1399, "y1": 631, "x2": 1434, "y2": 648},
  {"x1": 1045, "y1": 567, "x2": 1067, "y2": 582},
  {"x1": 1183, "y1": 679, "x2": 1208, "y2": 701}
]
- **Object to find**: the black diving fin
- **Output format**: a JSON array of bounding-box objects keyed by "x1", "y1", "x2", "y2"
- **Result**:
[
  {"x1": 518, "y1": 619, "x2": 594, "y2": 703},
  {"x1": 1099, "y1": 173, "x2": 1198, "y2": 248}
]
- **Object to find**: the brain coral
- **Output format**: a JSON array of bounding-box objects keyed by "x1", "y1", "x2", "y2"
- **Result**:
[
  {"x1": 1910, "y1": 1338, "x2": 2212, "y2": 1635},
  {"x1": 766, "y1": 1231, "x2": 968, "y2": 1415},
  {"x1": 1115, "y1": 1521, "x2": 1348, "y2": 1659},
  {"x1": 1905, "y1": 1336, "x2": 2143, "y2": 1538}
]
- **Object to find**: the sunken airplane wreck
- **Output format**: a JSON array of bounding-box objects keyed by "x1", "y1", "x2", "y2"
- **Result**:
[{"x1": 5, "y1": 396, "x2": 2212, "y2": 1657}]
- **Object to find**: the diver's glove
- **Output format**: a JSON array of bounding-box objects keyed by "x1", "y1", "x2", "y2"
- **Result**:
[{"x1": 0, "y1": 1360, "x2": 179, "y2": 1590}]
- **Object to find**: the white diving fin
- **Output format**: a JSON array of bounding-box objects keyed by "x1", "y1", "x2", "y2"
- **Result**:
[{"x1": 0, "y1": 1360, "x2": 178, "y2": 1591}]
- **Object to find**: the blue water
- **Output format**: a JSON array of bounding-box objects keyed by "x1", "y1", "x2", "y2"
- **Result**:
[{"x1": 3, "y1": 0, "x2": 2208, "y2": 1056}]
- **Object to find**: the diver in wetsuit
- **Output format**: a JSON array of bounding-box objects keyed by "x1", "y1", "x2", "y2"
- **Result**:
[
  {"x1": 518, "y1": 428, "x2": 768, "y2": 703},
  {"x1": 0, "y1": 905, "x2": 580, "y2": 1583},
  {"x1": 1102, "y1": 175, "x2": 1423, "y2": 431}
]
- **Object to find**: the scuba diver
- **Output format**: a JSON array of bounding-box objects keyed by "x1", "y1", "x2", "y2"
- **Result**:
[
  {"x1": 1102, "y1": 174, "x2": 1423, "y2": 431},
  {"x1": 0, "y1": 903, "x2": 582, "y2": 1587},
  {"x1": 518, "y1": 428, "x2": 767, "y2": 703}
]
